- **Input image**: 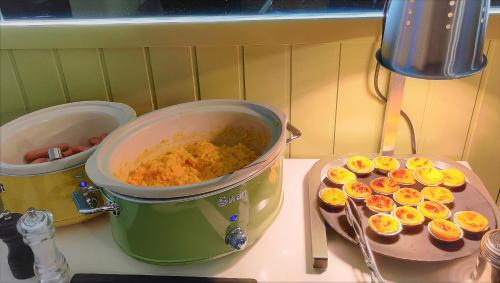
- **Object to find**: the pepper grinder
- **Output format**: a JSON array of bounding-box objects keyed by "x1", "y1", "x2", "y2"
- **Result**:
[
  {"x1": 0, "y1": 210, "x2": 35, "y2": 279},
  {"x1": 17, "y1": 208, "x2": 70, "y2": 283}
]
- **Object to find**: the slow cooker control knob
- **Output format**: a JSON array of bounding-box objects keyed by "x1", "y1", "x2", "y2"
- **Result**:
[{"x1": 225, "y1": 228, "x2": 247, "y2": 250}]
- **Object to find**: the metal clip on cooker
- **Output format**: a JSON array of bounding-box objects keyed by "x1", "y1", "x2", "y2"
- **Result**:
[
  {"x1": 17, "y1": 208, "x2": 70, "y2": 283},
  {"x1": 72, "y1": 185, "x2": 120, "y2": 216},
  {"x1": 47, "y1": 148, "x2": 63, "y2": 161}
]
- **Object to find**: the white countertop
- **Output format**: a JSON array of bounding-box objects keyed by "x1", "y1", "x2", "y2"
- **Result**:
[{"x1": 0, "y1": 159, "x2": 491, "y2": 283}]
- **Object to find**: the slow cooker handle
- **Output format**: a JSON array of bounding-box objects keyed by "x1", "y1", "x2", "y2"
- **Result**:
[
  {"x1": 72, "y1": 186, "x2": 120, "y2": 216},
  {"x1": 286, "y1": 123, "x2": 302, "y2": 144}
]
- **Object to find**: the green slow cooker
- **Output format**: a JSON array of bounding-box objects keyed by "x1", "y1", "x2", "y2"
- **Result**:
[{"x1": 73, "y1": 100, "x2": 301, "y2": 265}]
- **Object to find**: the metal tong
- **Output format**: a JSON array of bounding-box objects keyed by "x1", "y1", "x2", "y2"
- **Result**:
[{"x1": 345, "y1": 198, "x2": 386, "y2": 283}]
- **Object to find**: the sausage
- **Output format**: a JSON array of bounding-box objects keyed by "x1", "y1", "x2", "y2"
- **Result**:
[
  {"x1": 72, "y1": 145, "x2": 90, "y2": 153},
  {"x1": 88, "y1": 133, "x2": 108, "y2": 146},
  {"x1": 88, "y1": 136, "x2": 101, "y2": 146},
  {"x1": 31, "y1": 157, "x2": 48, "y2": 164},
  {"x1": 62, "y1": 148, "x2": 75, "y2": 157},
  {"x1": 24, "y1": 143, "x2": 69, "y2": 162}
]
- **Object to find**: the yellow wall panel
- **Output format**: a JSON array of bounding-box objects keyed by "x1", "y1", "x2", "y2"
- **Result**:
[
  {"x1": 419, "y1": 74, "x2": 482, "y2": 160},
  {"x1": 149, "y1": 47, "x2": 197, "y2": 108},
  {"x1": 464, "y1": 40, "x2": 500, "y2": 203},
  {"x1": 103, "y1": 48, "x2": 154, "y2": 115},
  {"x1": 196, "y1": 46, "x2": 243, "y2": 100},
  {"x1": 334, "y1": 40, "x2": 388, "y2": 154},
  {"x1": 244, "y1": 45, "x2": 290, "y2": 116},
  {"x1": 57, "y1": 48, "x2": 108, "y2": 102},
  {"x1": 12, "y1": 49, "x2": 66, "y2": 111},
  {"x1": 291, "y1": 43, "x2": 340, "y2": 158},
  {"x1": 0, "y1": 51, "x2": 27, "y2": 124},
  {"x1": 243, "y1": 45, "x2": 291, "y2": 156}
]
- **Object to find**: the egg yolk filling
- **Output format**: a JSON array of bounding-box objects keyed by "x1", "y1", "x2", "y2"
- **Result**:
[{"x1": 369, "y1": 215, "x2": 399, "y2": 234}]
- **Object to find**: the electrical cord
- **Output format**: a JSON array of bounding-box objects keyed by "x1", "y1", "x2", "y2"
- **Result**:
[{"x1": 374, "y1": 62, "x2": 417, "y2": 154}]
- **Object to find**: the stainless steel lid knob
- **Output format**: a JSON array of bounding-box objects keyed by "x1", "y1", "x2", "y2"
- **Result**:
[{"x1": 226, "y1": 228, "x2": 247, "y2": 251}]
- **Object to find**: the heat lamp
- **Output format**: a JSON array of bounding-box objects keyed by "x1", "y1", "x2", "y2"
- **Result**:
[{"x1": 376, "y1": 0, "x2": 490, "y2": 155}]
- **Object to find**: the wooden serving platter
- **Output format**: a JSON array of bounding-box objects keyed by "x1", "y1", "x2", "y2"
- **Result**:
[{"x1": 312, "y1": 154, "x2": 499, "y2": 262}]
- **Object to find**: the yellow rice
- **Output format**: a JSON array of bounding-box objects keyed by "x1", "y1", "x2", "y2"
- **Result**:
[{"x1": 126, "y1": 140, "x2": 257, "y2": 187}]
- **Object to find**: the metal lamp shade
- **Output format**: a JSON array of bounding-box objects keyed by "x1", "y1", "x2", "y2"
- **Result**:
[{"x1": 377, "y1": 0, "x2": 490, "y2": 80}]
